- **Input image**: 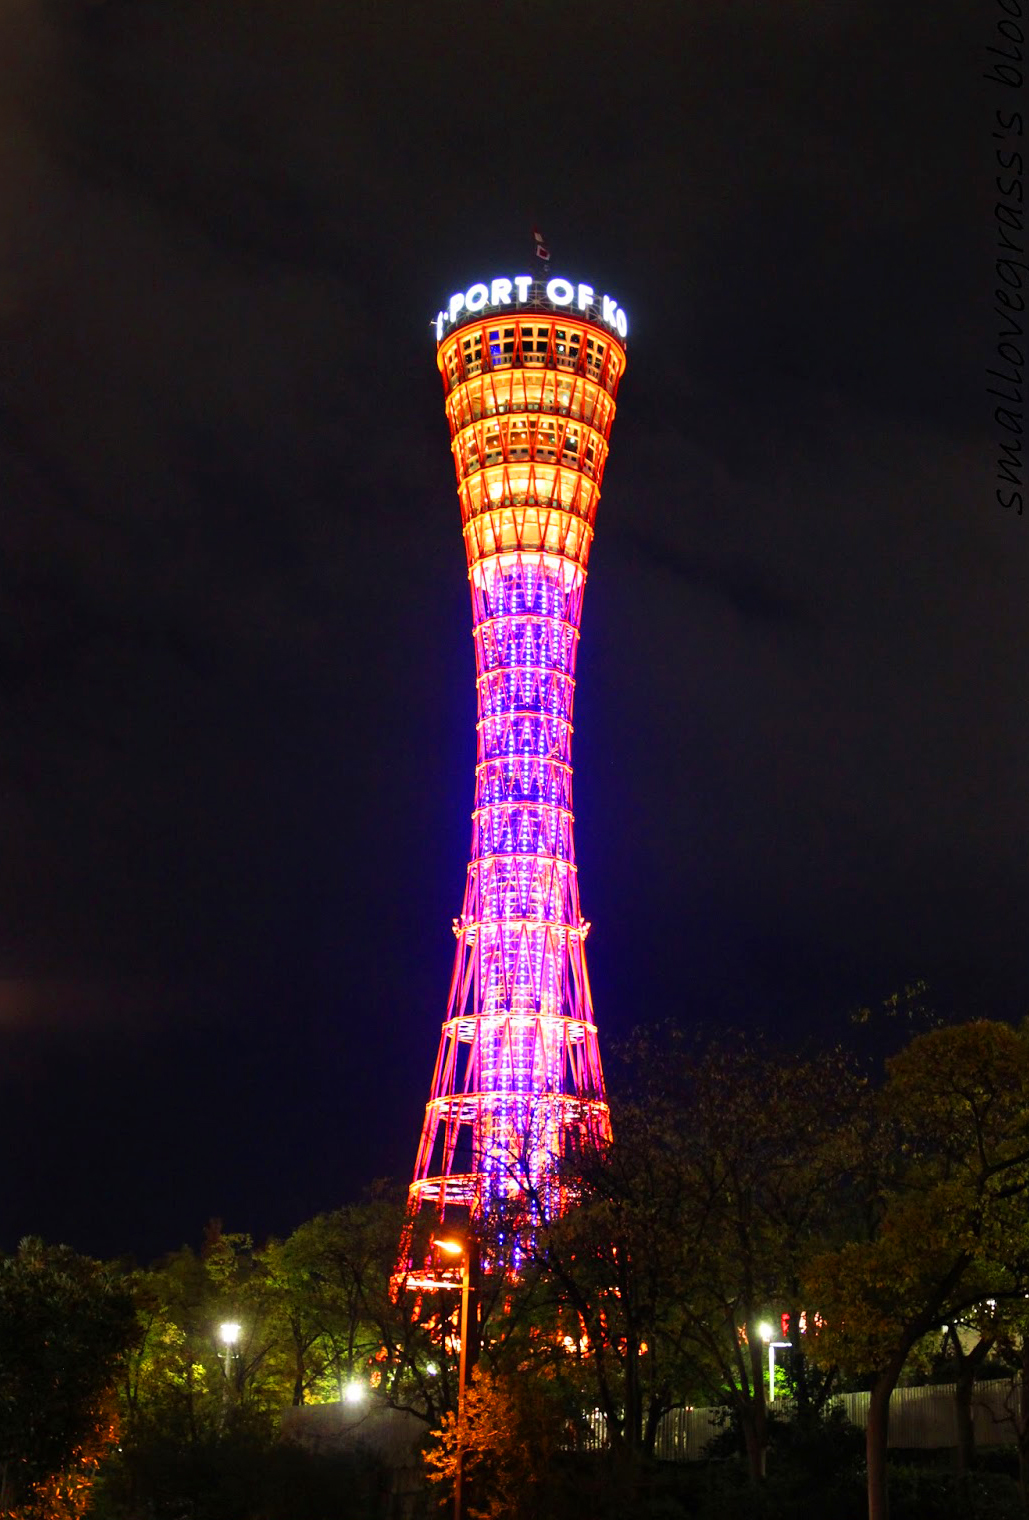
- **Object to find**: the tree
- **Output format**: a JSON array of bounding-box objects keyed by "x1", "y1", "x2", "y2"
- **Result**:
[
  {"x1": 425, "y1": 1367, "x2": 567, "y2": 1520},
  {"x1": 987, "y1": 1301, "x2": 1029, "y2": 1511},
  {"x1": 805, "y1": 1020, "x2": 1029, "y2": 1520},
  {"x1": 534, "y1": 1027, "x2": 865, "y2": 1479},
  {"x1": 202, "y1": 1227, "x2": 294, "y2": 1416},
  {"x1": 270, "y1": 1194, "x2": 401, "y2": 1406},
  {"x1": 389, "y1": 1192, "x2": 575, "y2": 1434},
  {"x1": 106, "y1": 1228, "x2": 307, "y2": 1519},
  {"x1": 532, "y1": 1095, "x2": 700, "y2": 1463},
  {"x1": 933, "y1": 1309, "x2": 1000, "y2": 1476},
  {"x1": 0, "y1": 1238, "x2": 135, "y2": 1515}
]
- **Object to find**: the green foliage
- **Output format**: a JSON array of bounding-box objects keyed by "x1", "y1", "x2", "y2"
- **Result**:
[
  {"x1": 883, "y1": 1465, "x2": 1023, "y2": 1520},
  {"x1": 91, "y1": 1425, "x2": 391, "y2": 1520},
  {"x1": 426, "y1": 1367, "x2": 570, "y2": 1520},
  {"x1": 806, "y1": 1021, "x2": 1029, "y2": 1382},
  {"x1": 105, "y1": 1198, "x2": 412, "y2": 1520},
  {"x1": 769, "y1": 1401, "x2": 865, "y2": 1473},
  {"x1": 701, "y1": 1399, "x2": 863, "y2": 1471},
  {"x1": 543, "y1": 1454, "x2": 1022, "y2": 1520},
  {"x1": 0, "y1": 1237, "x2": 135, "y2": 1510},
  {"x1": 262, "y1": 1206, "x2": 386, "y2": 1402},
  {"x1": 684, "y1": 1463, "x2": 1023, "y2": 1520},
  {"x1": 803, "y1": 1019, "x2": 1029, "y2": 1520},
  {"x1": 535, "y1": 1026, "x2": 865, "y2": 1472},
  {"x1": 15, "y1": 1017, "x2": 1029, "y2": 1519}
]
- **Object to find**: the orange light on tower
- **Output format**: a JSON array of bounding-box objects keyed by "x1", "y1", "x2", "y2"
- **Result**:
[{"x1": 404, "y1": 271, "x2": 628, "y2": 1257}]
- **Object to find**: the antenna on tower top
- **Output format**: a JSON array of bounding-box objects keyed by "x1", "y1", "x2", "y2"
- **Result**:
[{"x1": 531, "y1": 225, "x2": 550, "y2": 268}]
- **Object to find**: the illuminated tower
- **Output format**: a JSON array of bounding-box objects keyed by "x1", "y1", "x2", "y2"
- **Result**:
[{"x1": 407, "y1": 272, "x2": 628, "y2": 1240}]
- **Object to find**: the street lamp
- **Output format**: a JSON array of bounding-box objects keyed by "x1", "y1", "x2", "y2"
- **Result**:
[
  {"x1": 218, "y1": 1320, "x2": 242, "y2": 1393},
  {"x1": 767, "y1": 1341, "x2": 791, "y2": 1403},
  {"x1": 757, "y1": 1323, "x2": 791, "y2": 1404},
  {"x1": 433, "y1": 1237, "x2": 471, "y2": 1520}
]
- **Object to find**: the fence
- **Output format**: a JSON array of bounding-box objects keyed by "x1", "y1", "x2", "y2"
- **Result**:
[
  {"x1": 280, "y1": 1378, "x2": 1025, "y2": 1468},
  {"x1": 650, "y1": 1378, "x2": 1026, "y2": 1462}
]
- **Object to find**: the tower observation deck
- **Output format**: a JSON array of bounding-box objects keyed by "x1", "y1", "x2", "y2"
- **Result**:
[{"x1": 406, "y1": 273, "x2": 628, "y2": 1242}]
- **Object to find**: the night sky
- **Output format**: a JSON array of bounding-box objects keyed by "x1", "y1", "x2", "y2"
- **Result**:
[{"x1": 1, "y1": 0, "x2": 1025, "y2": 1262}]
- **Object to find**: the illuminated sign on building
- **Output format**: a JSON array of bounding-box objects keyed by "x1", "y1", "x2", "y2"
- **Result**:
[{"x1": 434, "y1": 276, "x2": 628, "y2": 342}]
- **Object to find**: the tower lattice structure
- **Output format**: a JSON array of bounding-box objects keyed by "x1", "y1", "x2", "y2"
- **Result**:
[{"x1": 407, "y1": 275, "x2": 628, "y2": 1241}]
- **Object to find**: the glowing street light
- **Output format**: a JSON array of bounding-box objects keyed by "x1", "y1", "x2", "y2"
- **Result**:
[
  {"x1": 753, "y1": 1321, "x2": 788, "y2": 1403},
  {"x1": 218, "y1": 1320, "x2": 242, "y2": 1392},
  {"x1": 433, "y1": 1237, "x2": 471, "y2": 1520},
  {"x1": 756, "y1": 1323, "x2": 792, "y2": 1404}
]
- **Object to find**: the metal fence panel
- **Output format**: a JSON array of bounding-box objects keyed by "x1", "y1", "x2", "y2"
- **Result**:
[{"x1": 652, "y1": 1378, "x2": 1024, "y2": 1461}]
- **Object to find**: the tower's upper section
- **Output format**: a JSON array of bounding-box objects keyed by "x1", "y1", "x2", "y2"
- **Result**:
[
  {"x1": 433, "y1": 275, "x2": 628, "y2": 562},
  {"x1": 434, "y1": 274, "x2": 627, "y2": 394}
]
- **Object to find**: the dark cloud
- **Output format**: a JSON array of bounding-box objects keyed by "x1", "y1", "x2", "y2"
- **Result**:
[
  {"x1": 0, "y1": 0, "x2": 1023, "y2": 1259},
  {"x1": 612, "y1": 521, "x2": 821, "y2": 632},
  {"x1": 0, "y1": 975, "x2": 175, "y2": 1032}
]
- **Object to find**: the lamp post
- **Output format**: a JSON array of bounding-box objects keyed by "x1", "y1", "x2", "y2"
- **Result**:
[
  {"x1": 767, "y1": 1341, "x2": 791, "y2": 1404},
  {"x1": 757, "y1": 1321, "x2": 791, "y2": 1404},
  {"x1": 434, "y1": 1237, "x2": 471, "y2": 1520},
  {"x1": 218, "y1": 1320, "x2": 242, "y2": 1399},
  {"x1": 757, "y1": 1321, "x2": 774, "y2": 1404}
]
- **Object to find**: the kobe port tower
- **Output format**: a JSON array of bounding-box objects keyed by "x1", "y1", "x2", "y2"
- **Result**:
[{"x1": 401, "y1": 270, "x2": 629, "y2": 1266}]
